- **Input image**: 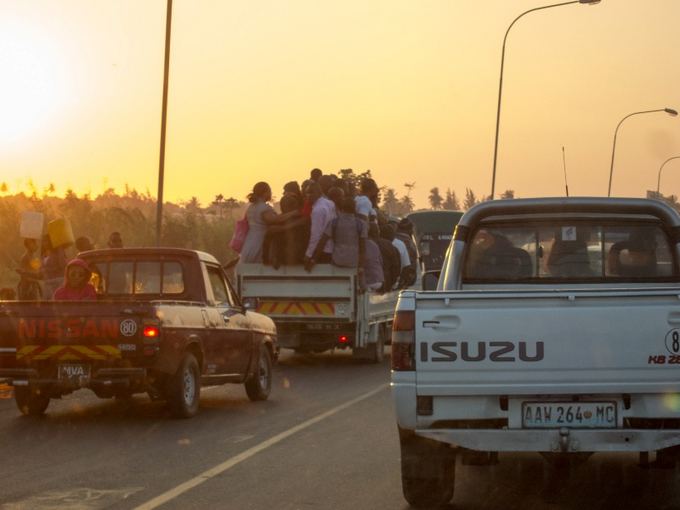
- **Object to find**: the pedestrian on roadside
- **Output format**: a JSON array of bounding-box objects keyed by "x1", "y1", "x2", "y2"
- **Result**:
[
  {"x1": 108, "y1": 232, "x2": 123, "y2": 248},
  {"x1": 42, "y1": 235, "x2": 68, "y2": 299},
  {"x1": 76, "y1": 236, "x2": 95, "y2": 254},
  {"x1": 16, "y1": 238, "x2": 42, "y2": 300}
]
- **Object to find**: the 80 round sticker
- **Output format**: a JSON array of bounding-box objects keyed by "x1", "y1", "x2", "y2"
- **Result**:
[{"x1": 665, "y1": 329, "x2": 680, "y2": 355}]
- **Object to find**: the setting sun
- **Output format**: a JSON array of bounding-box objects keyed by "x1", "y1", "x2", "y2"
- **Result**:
[{"x1": 0, "y1": 16, "x2": 67, "y2": 146}]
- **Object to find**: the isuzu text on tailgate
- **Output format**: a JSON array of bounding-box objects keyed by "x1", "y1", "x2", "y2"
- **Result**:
[{"x1": 391, "y1": 198, "x2": 680, "y2": 508}]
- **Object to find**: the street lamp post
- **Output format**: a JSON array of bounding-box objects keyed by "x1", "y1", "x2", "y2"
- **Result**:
[
  {"x1": 657, "y1": 156, "x2": 680, "y2": 195},
  {"x1": 156, "y1": 0, "x2": 173, "y2": 246},
  {"x1": 607, "y1": 107, "x2": 678, "y2": 197},
  {"x1": 490, "y1": 0, "x2": 601, "y2": 200}
]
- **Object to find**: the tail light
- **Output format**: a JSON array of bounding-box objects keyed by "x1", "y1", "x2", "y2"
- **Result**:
[
  {"x1": 143, "y1": 325, "x2": 160, "y2": 338},
  {"x1": 391, "y1": 310, "x2": 415, "y2": 371},
  {"x1": 338, "y1": 335, "x2": 349, "y2": 344}
]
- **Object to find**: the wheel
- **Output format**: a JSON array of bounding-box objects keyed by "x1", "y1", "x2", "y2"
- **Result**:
[
  {"x1": 399, "y1": 429, "x2": 455, "y2": 508},
  {"x1": 245, "y1": 344, "x2": 272, "y2": 401},
  {"x1": 166, "y1": 353, "x2": 200, "y2": 418},
  {"x1": 15, "y1": 386, "x2": 50, "y2": 416}
]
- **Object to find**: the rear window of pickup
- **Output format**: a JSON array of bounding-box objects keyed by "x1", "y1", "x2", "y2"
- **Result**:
[
  {"x1": 90, "y1": 260, "x2": 185, "y2": 296},
  {"x1": 463, "y1": 221, "x2": 676, "y2": 283}
]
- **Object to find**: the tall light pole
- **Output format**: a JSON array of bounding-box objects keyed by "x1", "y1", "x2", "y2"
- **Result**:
[
  {"x1": 657, "y1": 156, "x2": 680, "y2": 195},
  {"x1": 490, "y1": 0, "x2": 601, "y2": 200},
  {"x1": 156, "y1": 0, "x2": 173, "y2": 246},
  {"x1": 607, "y1": 107, "x2": 678, "y2": 197}
]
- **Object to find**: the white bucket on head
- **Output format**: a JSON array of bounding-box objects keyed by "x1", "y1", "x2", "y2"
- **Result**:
[{"x1": 19, "y1": 211, "x2": 44, "y2": 240}]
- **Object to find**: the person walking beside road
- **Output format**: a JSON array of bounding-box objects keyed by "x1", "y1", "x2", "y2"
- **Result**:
[
  {"x1": 241, "y1": 182, "x2": 299, "y2": 264},
  {"x1": 16, "y1": 238, "x2": 42, "y2": 300},
  {"x1": 53, "y1": 258, "x2": 97, "y2": 301},
  {"x1": 304, "y1": 182, "x2": 336, "y2": 270},
  {"x1": 108, "y1": 232, "x2": 123, "y2": 248},
  {"x1": 42, "y1": 235, "x2": 68, "y2": 299}
]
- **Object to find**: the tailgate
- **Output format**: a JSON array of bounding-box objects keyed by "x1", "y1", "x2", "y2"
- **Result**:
[
  {"x1": 238, "y1": 263, "x2": 355, "y2": 322},
  {"x1": 415, "y1": 288, "x2": 680, "y2": 395},
  {"x1": 0, "y1": 301, "x2": 154, "y2": 368}
]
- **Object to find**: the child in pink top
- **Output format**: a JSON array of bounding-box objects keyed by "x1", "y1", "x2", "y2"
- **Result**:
[{"x1": 53, "y1": 258, "x2": 97, "y2": 301}]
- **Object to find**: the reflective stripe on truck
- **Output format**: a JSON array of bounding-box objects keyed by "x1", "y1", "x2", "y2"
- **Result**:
[
  {"x1": 16, "y1": 345, "x2": 122, "y2": 362},
  {"x1": 257, "y1": 301, "x2": 337, "y2": 316}
]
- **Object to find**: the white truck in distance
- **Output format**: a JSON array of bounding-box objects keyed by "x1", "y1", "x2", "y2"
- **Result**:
[
  {"x1": 392, "y1": 197, "x2": 680, "y2": 507},
  {"x1": 237, "y1": 264, "x2": 397, "y2": 361}
]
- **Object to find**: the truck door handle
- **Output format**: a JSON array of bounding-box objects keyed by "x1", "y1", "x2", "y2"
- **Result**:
[{"x1": 423, "y1": 321, "x2": 440, "y2": 328}]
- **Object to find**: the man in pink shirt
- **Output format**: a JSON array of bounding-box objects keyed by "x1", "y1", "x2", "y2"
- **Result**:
[{"x1": 304, "y1": 182, "x2": 336, "y2": 271}]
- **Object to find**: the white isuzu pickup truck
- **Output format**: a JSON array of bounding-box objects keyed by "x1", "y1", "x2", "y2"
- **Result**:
[{"x1": 392, "y1": 197, "x2": 680, "y2": 507}]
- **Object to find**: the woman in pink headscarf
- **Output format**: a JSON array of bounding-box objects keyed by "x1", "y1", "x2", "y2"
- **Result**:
[{"x1": 53, "y1": 258, "x2": 97, "y2": 301}]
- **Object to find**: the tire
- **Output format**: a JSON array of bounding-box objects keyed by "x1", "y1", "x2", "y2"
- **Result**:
[
  {"x1": 400, "y1": 430, "x2": 455, "y2": 508},
  {"x1": 245, "y1": 344, "x2": 272, "y2": 401},
  {"x1": 166, "y1": 353, "x2": 200, "y2": 418},
  {"x1": 15, "y1": 386, "x2": 50, "y2": 416}
]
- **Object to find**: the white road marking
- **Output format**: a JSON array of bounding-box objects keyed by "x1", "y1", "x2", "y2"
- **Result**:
[
  {"x1": 133, "y1": 383, "x2": 389, "y2": 510},
  {"x1": 2, "y1": 487, "x2": 144, "y2": 510}
]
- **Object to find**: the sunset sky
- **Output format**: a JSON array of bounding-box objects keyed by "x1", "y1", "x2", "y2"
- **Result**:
[{"x1": 2, "y1": 0, "x2": 680, "y2": 207}]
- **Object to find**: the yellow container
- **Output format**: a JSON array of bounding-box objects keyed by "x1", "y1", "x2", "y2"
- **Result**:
[{"x1": 47, "y1": 218, "x2": 75, "y2": 248}]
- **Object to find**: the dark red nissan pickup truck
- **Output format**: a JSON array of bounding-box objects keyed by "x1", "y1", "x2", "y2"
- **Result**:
[{"x1": 0, "y1": 248, "x2": 278, "y2": 418}]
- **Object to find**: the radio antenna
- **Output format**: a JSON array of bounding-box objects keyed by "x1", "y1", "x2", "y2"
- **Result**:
[{"x1": 562, "y1": 146, "x2": 570, "y2": 197}]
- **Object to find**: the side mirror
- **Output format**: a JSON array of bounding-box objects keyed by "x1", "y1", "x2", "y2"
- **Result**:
[
  {"x1": 243, "y1": 297, "x2": 260, "y2": 311},
  {"x1": 422, "y1": 270, "x2": 440, "y2": 291}
]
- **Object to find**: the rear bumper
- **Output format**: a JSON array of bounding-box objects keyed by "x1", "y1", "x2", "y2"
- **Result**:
[
  {"x1": 0, "y1": 367, "x2": 147, "y2": 388},
  {"x1": 417, "y1": 428, "x2": 680, "y2": 453}
]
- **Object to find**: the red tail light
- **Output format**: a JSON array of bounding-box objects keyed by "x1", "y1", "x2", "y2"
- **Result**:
[
  {"x1": 143, "y1": 325, "x2": 160, "y2": 338},
  {"x1": 338, "y1": 335, "x2": 349, "y2": 344},
  {"x1": 391, "y1": 310, "x2": 415, "y2": 371}
]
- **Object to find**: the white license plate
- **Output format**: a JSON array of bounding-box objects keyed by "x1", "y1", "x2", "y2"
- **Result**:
[
  {"x1": 522, "y1": 402, "x2": 617, "y2": 429},
  {"x1": 58, "y1": 364, "x2": 91, "y2": 382}
]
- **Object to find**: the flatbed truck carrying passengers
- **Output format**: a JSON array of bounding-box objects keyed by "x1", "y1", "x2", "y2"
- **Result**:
[{"x1": 235, "y1": 169, "x2": 417, "y2": 293}]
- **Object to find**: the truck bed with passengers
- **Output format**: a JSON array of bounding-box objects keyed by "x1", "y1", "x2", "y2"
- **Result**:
[
  {"x1": 237, "y1": 263, "x2": 397, "y2": 362},
  {"x1": 0, "y1": 248, "x2": 278, "y2": 418},
  {"x1": 392, "y1": 197, "x2": 680, "y2": 507}
]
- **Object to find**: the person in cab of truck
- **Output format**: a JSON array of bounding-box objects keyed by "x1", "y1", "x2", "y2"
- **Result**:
[
  {"x1": 608, "y1": 229, "x2": 659, "y2": 278},
  {"x1": 304, "y1": 182, "x2": 336, "y2": 270},
  {"x1": 107, "y1": 231, "x2": 123, "y2": 249},
  {"x1": 378, "y1": 224, "x2": 407, "y2": 290},
  {"x1": 16, "y1": 238, "x2": 42, "y2": 300},
  {"x1": 308, "y1": 196, "x2": 367, "y2": 273},
  {"x1": 53, "y1": 258, "x2": 97, "y2": 301},
  {"x1": 241, "y1": 181, "x2": 300, "y2": 264}
]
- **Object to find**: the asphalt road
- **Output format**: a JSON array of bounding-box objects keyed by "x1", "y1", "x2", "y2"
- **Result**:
[{"x1": 1, "y1": 349, "x2": 680, "y2": 510}]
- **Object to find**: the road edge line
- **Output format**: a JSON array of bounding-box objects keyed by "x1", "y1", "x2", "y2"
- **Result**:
[{"x1": 133, "y1": 383, "x2": 389, "y2": 510}]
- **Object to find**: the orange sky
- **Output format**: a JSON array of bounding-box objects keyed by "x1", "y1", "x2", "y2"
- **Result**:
[{"x1": 2, "y1": 0, "x2": 680, "y2": 207}]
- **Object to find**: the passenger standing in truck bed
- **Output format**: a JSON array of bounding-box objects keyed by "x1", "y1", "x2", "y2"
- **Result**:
[
  {"x1": 241, "y1": 181, "x2": 299, "y2": 264},
  {"x1": 304, "y1": 182, "x2": 336, "y2": 269}
]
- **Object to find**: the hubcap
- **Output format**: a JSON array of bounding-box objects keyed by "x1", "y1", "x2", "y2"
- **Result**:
[{"x1": 183, "y1": 367, "x2": 195, "y2": 405}]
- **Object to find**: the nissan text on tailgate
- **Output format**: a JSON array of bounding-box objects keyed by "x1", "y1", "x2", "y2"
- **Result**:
[
  {"x1": 0, "y1": 248, "x2": 278, "y2": 418},
  {"x1": 391, "y1": 197, "x2": 680, "y2": 507}
]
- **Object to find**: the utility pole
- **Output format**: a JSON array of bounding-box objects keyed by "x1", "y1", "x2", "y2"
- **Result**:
[{"x1": 156, "y1": 0, "x2": 173, "y2": 246}]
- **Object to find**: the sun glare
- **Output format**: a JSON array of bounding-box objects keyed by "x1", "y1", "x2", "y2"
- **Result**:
[{"x1": 0, "y1": 18, "x2": 66, "y2": 146}]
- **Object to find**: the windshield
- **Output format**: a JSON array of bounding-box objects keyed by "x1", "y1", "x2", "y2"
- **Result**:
[{"x1": 463, "y1": 222, "x2": 676, "y2": 283}]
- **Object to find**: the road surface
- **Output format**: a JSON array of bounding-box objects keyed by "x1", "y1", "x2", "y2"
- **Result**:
[{"x1": 1, "y1": 350, "x2": 679, "y2": 510}]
